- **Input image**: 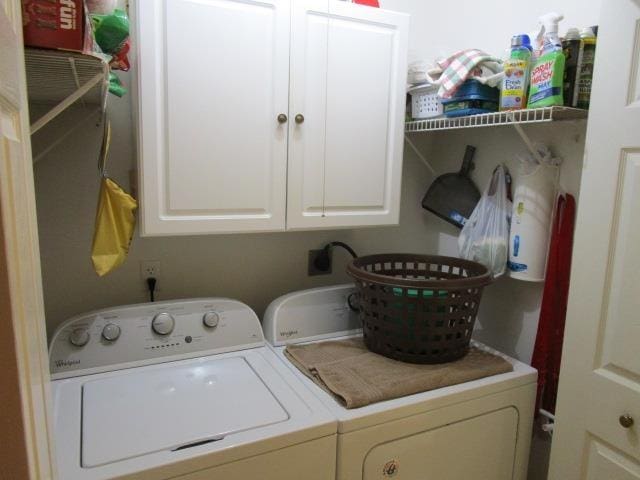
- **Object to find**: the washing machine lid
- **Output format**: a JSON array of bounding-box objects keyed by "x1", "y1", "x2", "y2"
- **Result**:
[{"x1": 81, "y1": 356, "x2": 289, "y2": 467}]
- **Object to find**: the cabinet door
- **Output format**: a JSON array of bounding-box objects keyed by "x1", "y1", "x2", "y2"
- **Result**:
[
  {"x1": 136, "y1": 0, "x2": 289, "y2": 236},
  {"x1": 548, "y1": 1, "x2": 640, "y2": 478},
  {"x1": 287, "y1": 1, "x2": 409, "y2": 230},
  {"x1": 583, "y1": 441, "x2": 640, "y2": 480}
]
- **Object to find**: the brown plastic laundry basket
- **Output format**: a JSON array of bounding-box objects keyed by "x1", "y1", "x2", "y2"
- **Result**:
[{"x1": 346, "y1": 254, "x2": 492, "y2": 364}]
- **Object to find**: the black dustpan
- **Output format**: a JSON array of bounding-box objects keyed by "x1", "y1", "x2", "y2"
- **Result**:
[{"x1": 421, "y1": 145, "x2": 480, "y2": 228}]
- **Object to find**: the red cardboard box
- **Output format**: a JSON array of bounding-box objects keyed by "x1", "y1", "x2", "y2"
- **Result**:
[{"x1": 22, "y1": 0, "x2": 85, "y2": 51}]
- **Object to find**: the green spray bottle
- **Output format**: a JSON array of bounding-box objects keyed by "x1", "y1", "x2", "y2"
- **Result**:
[{"x1": 528, "y1": 13, "x2": 565, "y2": 108}]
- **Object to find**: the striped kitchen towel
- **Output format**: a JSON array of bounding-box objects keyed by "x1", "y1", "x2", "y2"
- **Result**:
[{"x1": 437, "y1": 49, "x2": 502, "y2": 98}]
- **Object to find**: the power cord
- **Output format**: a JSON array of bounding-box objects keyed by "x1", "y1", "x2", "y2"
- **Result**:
[
  {"x1": 314, "y1": 241, "x2": 360, "y2": 313},
  {"x1": 147, "y1": 277, "x2": 157, "y2": 302},
  {"x1": 314, "y1": 241, "x2": 358, "y2": 271},
  {"x1": 325, "y1": 241, "x2": 358, "y2": 259}
]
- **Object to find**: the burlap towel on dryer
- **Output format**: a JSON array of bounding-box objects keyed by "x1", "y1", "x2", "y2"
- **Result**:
[{"x1": 284, "y1": 338, "x2": 513, "y2": 408}]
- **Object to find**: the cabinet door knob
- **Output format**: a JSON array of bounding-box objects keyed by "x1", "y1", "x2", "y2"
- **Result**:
[
  {"x1": 277, "y1": 113, "x2": 288, "y2": 124},
  {"x1": 619, "y1": 414, "x2": 634, "y2": 429},
  {"x1": 295, "y1": 114, "x2": 305, "y2": 124}
]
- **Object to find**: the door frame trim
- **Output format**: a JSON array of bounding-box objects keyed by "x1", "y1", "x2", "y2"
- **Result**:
[{"x1": 0, "y1": 1, "x2": 57, "y2": 478}]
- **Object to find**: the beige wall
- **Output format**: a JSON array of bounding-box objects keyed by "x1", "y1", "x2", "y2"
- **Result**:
[
  {"x1": 32, "y1": 1, "x2": 599, "y2": 360},
  {"x1": 33, "y1": 97, "x2": 438, "y2": 336},
  {"x1": 31, "y1": 4, "x2": 601, "y2": 479},
  {"x1": 32, "y1": 91, "x2": 587, "y2": 364}
]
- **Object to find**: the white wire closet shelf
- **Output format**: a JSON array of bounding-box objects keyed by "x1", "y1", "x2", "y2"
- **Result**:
[
  {"x1": 404, "y1": 107, "x2": 588, "y2": 169},
  {"x1": 405, "y1": 106, "x2": 587, "y2": 133},
  {"x1": 25, "y1": 48, "x2": 109, "y2": 134}
]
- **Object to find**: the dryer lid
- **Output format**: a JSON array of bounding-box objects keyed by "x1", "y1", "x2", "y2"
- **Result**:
[{"x1": 81, "y1": 356, "x2": 289, "y2": 467}]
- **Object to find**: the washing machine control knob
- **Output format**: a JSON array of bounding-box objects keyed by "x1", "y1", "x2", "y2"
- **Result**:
[
  {"x1": 152, "y1": 313, "x2": 175, "y2": 335},
  {"x1": 102, "y1": 323, "x2": 121, "y2": 342},
  {"x1": 203, "y1": 311, "x2": 220, "y2": 329},
  {"x1": 69, "y1": 328, "x2": 90, "y2": 347}
]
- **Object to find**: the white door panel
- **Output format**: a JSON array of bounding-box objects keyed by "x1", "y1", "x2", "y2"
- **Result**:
[
  {"x1": 287, "y1": 2, "x2": 408, "y2": 230},
  {"x1": 137, "y1": 0, "x2": 289, "y2": 235},
  {"x1": 585, "y1": 440, "x2": 640, "y2": 480},
  {"x1": 601, "y1": 150, "x2": 640, "y2": 378},
  {"x1": 549, "y1": 1, "x2": 640, "y2": 478},
  {"x1": 0, "y1": 2, "x2": 56, "y2": 477},
  {"x1": 0, "y1": 5, "x2": 20, "y2": 107},
  {"x1": 584, "y1": 370, "x2": 640, "y2": 460},
  {"x1": 324, "y1": 16, "x2": 392, "y2": 211}
]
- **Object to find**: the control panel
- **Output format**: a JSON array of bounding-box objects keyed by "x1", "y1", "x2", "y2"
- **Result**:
[
  {"x1": 263, "y1": 284, "x2": 361, "y2": 346},
  {"x1": 49, "y1": 298, "x2": 264, "y2": 379}
]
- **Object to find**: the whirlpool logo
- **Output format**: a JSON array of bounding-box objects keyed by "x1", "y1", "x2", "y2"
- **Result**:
[
  {"x1": 55, "y1": 359, "x2": 80, "y2": 369},
  {"x1": 279, "y1": 329, "x2": 299, "y2": 339}
]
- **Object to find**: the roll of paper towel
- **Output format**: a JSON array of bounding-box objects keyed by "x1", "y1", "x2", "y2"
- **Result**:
[{"x1": 508, "y1": 163, "x2": 558, "y2": 282}]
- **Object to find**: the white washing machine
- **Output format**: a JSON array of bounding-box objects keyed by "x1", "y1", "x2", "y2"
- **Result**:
[
  {"x1": 49, "y1": 298, "x2": 337, "y2": 480},
  {"x1": 263, "y1": 284, "x2": 537, "y2": 480}
]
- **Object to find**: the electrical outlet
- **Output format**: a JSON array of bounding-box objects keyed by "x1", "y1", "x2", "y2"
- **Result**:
[
  {"x1": 308, "y1": 249, "x2": 332, "y2": 276},
  {"x1": 140, "y1": 260, "x2": 161, "y2": 280}
]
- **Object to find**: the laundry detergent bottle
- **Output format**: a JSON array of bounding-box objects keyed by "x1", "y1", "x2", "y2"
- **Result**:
[
  {"x1": 500, "y1": 34, "x2": 532, "y2": 110},
  {"x1": 527, "y1": 13, "x2": 565, "y2": 108}
]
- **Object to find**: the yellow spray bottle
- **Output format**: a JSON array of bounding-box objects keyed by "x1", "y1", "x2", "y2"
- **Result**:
[{"x1": 576, "y1": 27, "x2": 596, "y2": 109}]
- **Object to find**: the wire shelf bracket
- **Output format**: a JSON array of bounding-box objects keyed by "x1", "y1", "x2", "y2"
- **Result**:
[
  {"x1": 404, "y1": 134, "x2": 436, "y2": 175},
  {"x1": 25, "y1": 48, "x2": 109, "y2": 135}
]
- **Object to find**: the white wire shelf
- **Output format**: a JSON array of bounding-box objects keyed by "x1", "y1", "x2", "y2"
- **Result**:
[
  {"x1": 405, "y1": 107, "x2": 588, "y2": 133},
  {"x1": 25, "y1": 48, "x2": 109, "y2": 134}
]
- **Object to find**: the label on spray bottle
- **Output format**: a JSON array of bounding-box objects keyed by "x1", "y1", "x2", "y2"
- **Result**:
[
  {"x1": 562, "y1": 39, "x2": 582, "y2": 106},
  {"x1": 577, "y1": 42, "x2": 596, "y2": 109},
  {"x1": 529, "y1": 57, "x2": 562, "y2": 105}
]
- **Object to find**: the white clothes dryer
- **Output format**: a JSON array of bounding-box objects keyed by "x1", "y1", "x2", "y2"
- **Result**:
[{"x1": 263, "y1": 284, "x2": 537, "y2": 480}]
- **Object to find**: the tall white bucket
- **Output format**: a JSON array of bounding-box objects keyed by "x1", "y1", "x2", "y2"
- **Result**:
[{"x1": 508, "y1": 163, "x2": 558, "y2": 282}]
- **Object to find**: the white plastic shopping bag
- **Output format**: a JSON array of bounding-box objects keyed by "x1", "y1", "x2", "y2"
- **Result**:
[{"x1": 458, "y1": 165, "x2": 512, "y2": 277}]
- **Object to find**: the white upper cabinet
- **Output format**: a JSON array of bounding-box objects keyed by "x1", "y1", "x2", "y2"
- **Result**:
[
  {"x1": 135, "y1": 0, "x2": 290, "y2": 236},
  {"x1": 287, "y1": 1, "x2": 409, "y2": 230},
  {"x1": 135, "y1": 0, "x2": 408, "y2": 236}
]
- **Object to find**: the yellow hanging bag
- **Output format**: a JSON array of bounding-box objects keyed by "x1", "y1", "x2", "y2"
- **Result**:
[{"x1": 91, "y1": 120, "x2": 138, "y2": 276}]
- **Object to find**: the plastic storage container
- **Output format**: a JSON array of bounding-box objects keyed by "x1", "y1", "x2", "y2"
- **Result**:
[
  {"x1": 347, "y1": 253, "x2": 492, "y2": 364},
  {"x1": 408, "y1": 84, "x2": 443, "y2": 119},
  {"x1": 441, "y1": 80, "x2": 499, "y2": 117}
]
